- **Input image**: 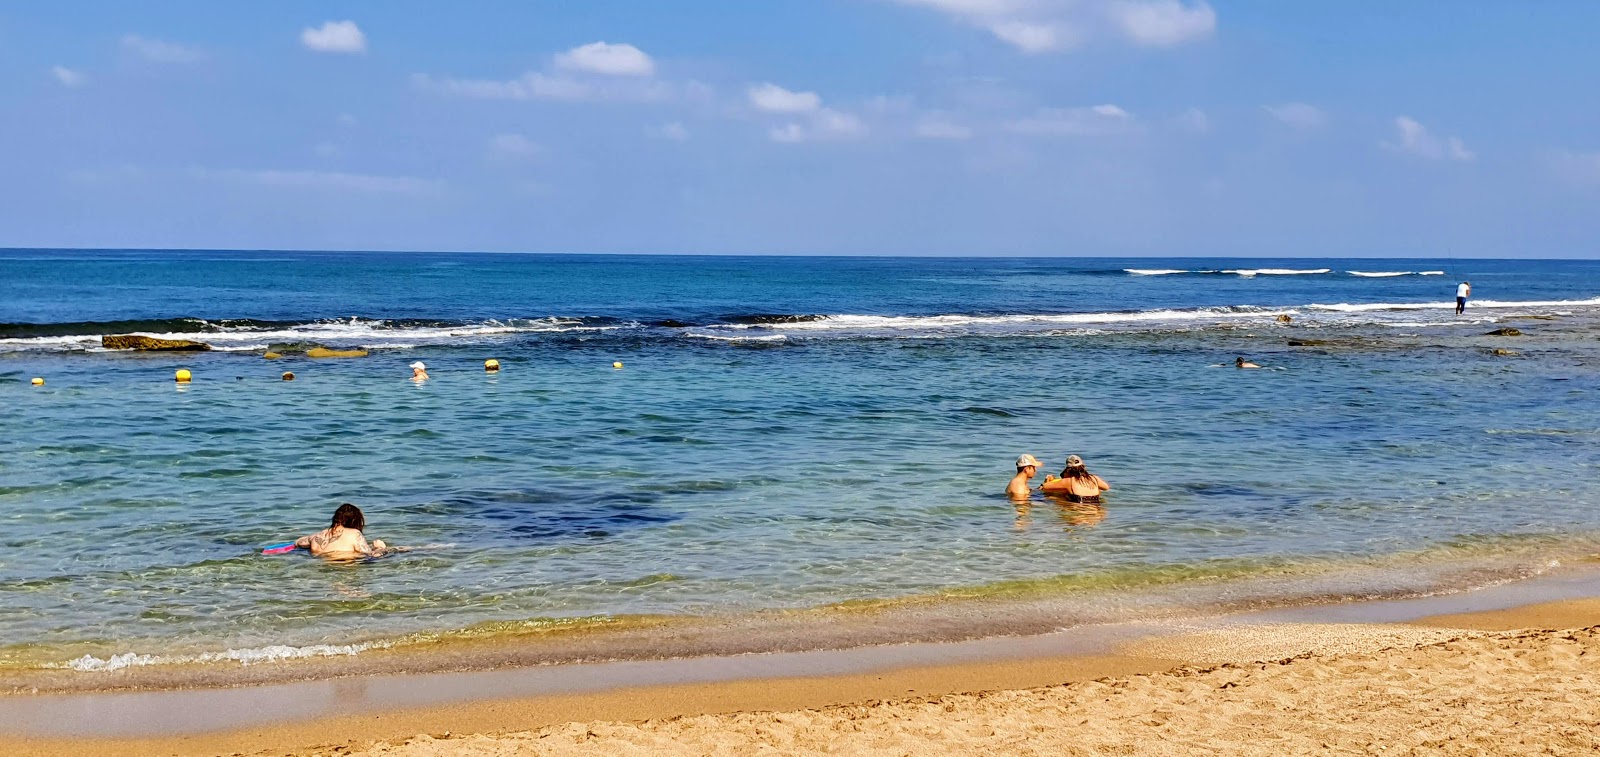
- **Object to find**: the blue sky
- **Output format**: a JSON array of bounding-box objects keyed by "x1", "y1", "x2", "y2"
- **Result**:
[{"x1": 2, "y1": 1, "x2": 1598, "y2": 257}]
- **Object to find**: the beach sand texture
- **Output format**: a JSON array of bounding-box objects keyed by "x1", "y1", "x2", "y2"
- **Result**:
[{"x1": 360, "y1": 624, "x2": 1600, "y2": 756}]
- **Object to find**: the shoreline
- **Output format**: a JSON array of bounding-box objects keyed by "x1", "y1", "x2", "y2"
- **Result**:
[
  {"x1": 4, "y1": 537, "x2": 1592, "y2": 696},
  {"x1": 5, "y1": 565, "x2": 1600, "y2": 755}
]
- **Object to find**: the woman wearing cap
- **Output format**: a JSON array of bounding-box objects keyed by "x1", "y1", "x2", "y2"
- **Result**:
[
  {"x1": 1041, "y1": 455, "x2": 1110, "y2": 503},
  {"x1": 1007, "y1": 454, "x2": 1041, "y2": 500},
  {"x1": 410, "y1": 361, "x2": 429, "y2": 381}
]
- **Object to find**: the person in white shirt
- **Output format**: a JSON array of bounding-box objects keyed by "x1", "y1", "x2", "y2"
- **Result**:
[{"x1": 1456, "y1": 281, "x2": 1471, "y2": 315}]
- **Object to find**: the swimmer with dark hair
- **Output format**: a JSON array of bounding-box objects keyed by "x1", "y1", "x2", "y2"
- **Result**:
[{"x1": 294, "y1": 503, "x2": 388, "y2": 558}]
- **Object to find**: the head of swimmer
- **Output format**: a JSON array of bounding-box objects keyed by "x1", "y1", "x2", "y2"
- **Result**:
[
  {"x1": 331, "y1": 503, "x2": 366, "y2": 532},
  {"x1": 1062, "y1": 455, "x2": 1090, "y2": 479}
]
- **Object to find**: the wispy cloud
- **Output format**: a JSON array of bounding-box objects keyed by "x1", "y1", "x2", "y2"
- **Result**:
[
  {"x1": 413, "y1": 72, "x2": 676, "y2": 104},
  {"x1": 1174, "y1": 107, "x2": 1209, "y2": 133},
  {"x1": 122, "y1": 35, "x2": 204, "y2": 64},
  {"x1": 1383, "y1": 116, "x2": 1474, "y2": 162},
  {"x1": 301, "y1": 20, "x2": 367, "y2": 54},
  {"x1": 650, "y1": 122, "x2": 692, "y2": 141},
  {"x1": 1262, "y1": 102, "x2": 1326, "y2": 129},
  {"x1": 885, "y1": 0, "x2": 1215, "y2": 53},
  {"x1": 1551, "y1": 151, "x2": 1600, "y2": 186},
  {"x1": 1007, "y1": 104, "x2": 1137, "y2": 136},
  {"x1": 51, "y1": 66, "x2": 87, "y2": 88},
  {"x1": 555, "y1": 41, "x2": 654, "y2": 77},
  {"x1": 915, "y1": 115, "x2": 975, "y2": 140},
  {"x1": 748, "y1": 83, "x2": 867, "y2": 143},
  {"x1": 749, "y1": 83, "x2": 822, "y2": 114},
  {"x1": 1108, "y1": 0, "x2": 1217, "y2": 47},
  {"x1": 489, "y1": 133, "x2": 541, "y2": 158},
  {"x1": 194, "y1": 168, "x2": 439, "y2": 194}
]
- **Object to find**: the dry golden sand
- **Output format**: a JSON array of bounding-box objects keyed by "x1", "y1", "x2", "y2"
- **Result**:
[
  {"x1": 353, "y1": 603, "x2": 1600, "y2": 757},
  {"x1": 8, "y1": 599, "x2": 1600, "y2": 756}
]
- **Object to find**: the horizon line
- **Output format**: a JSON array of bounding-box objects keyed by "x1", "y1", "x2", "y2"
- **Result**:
[{"x1": 0, "y1": 247, "x2": 1592, "y2": 262}]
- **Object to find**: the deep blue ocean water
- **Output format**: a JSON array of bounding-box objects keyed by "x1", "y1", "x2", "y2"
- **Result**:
[{"x1": 3, "y1": 250, "x2": 1600, "y2": 672}]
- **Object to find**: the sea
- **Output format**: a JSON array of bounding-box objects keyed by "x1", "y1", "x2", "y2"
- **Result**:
[{"x1": 3, "y1": 250, "x2": 1599, "y2": 681}]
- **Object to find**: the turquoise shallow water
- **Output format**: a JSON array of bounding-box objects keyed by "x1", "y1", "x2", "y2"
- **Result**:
[{"x1": 3, "y1": 251, "x2": 1600, "y2": 671}]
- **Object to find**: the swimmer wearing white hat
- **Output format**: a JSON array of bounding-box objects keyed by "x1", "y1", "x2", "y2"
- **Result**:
[
  {"x1": 1007, "y1": 454, "x2": 1041, "y2": 500},
  {"x1": 410, "y1": 361, "x2": 429, "y2": 381}
]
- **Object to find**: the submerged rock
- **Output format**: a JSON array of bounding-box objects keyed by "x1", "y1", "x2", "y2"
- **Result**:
[
  {"x1": 266, "y1": 341, "x2": 327, "y2": 354},
  {"x1": 1485, "y1": 328, "x2": 1522, "y2": 337},
  {"x1": 305, "y1": 347, "x2": 369, "y2": 358},
  {"x1": 262, "y1": 352, "x2": 283, "y2": 359},
  {"x1": 1276, "y1": 314, "x2": 1293, "y2": 324},
  {"x1": 101, "y1": 335, "x2": 212, "y2": 351},
  {"x1": 1288, "y1": 339, "x2": 1329, "y2": 347},
  {"x1": 1490, "y1": 348, "x2": 1519, "y2": 356}
]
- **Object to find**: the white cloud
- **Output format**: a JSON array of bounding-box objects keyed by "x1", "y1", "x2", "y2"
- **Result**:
[
  {"x1": 651, "y1": 122, "x2": 691, "y2": 141},
  {"x1": 122, "y1": 35, "x2": 203, "y2": 63},
  {"x1": 1263, "y1": 102, "x2": 1326, "y2": 129},
  {"x1": 988, "y1": 21, "x2": 1065, "y2": 53},
  {"x1": 301, "y1": 21, "x2": 366, "y2": 54},
  {"x1": 746, "y1": 84, "x2": 866, "y2": 143},
  {"x1": 1109, "y1": 1, "x2": 1216, "y2": 47},
  {"x1": 489, "y1": 133, "x2": 541, "y2": 157},
  {"x1": 887, "y1": 0, "x2": 1213, "y2": 53},
  {"x1": 413, "y1": 72, "x2": 674, "y2": 103},
  {"x1": 915, "y1": 116, "x2": 974, "y2": 140},
  {"x1": 748, "y1": 83, "x2": 822, "y2": 114},
  {"x1": 336, "y1": 113, "x2": 358, "y2": 127},
  {"x1": 196, "y1": 168, "x2": 437, "y2": 194},
  {"x1": 1384, "y1": 116, "x2": 1474, "y2": 162},
  {"x1": 51, "y1": 66, "x2": 86, "y2": 87},
  {"x1": 765, "y1": 109, "x2": 868, "y2": 144},
  {"x1": 555, "y1": 41, "x2": 654, "y2": 77},
  {"x1": 1007, "y1": 104, "x2": 1137, "y2": 136},
  {"x1": 815, "y1": 108, "x2": 867, "y2": 138}
]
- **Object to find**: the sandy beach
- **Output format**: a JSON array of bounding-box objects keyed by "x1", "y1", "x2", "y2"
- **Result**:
[{"x1": 5, "y1": 596, "x2": 1597, "y2": 756}]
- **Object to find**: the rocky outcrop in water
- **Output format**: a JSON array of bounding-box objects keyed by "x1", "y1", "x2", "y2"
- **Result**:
[
  {"x1": 101, "y1": 335, "x2": 212, "y2": 351},
  {"x1": 1485, "y1": 328, "x2": 1522, "y2": 337}
]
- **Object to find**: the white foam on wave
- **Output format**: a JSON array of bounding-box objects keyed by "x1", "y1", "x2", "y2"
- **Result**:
[
  {"x1": 685, "y1": 333, "x2": 788, "y2": 343},
  {"x1": 1309, "y1": 297, "x2": 1600, "y2": 312},
  {"x1": 1347, "y1": 270, "x2": 1448, "y2": 278},
  {"x1": 1224, "y1": 268, "x2": 1332, "y2": 277},
  {"x1": 1124, "y1": 269, "x2": 1190, "y2": 275},
  {"x1": 0, "y1": 317, "x2": 624, "y2": 353},
  {"x1": 750, "y1": 307, "x2": 1296, "y2": 332},
  {"x1": 62, "y1": 641, "x2": 389, "y2": 672}
]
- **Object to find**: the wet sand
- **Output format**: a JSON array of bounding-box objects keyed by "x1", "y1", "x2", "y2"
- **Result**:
[{"x1": 5, "y1": 592, "x2": 1600, "y2": 756}]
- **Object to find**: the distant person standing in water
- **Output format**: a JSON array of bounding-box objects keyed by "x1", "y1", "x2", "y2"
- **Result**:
[
  {"x1": 1007, "y1": 454, "x2": 1041, "y2": 500},
  {"x1": 1456, "y1": 281, "x2": 1471, "y2": 315},
  {"x1": 410, "y1": 361, "x2": 429, "y2": 381},
  {"x1": 1235, "y1": 357, "x2": 1261, "y2": 369}
]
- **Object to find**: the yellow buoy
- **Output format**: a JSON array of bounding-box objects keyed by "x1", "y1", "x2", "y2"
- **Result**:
[
  {"x1": 31, "y1": 377, "x2": 44, "y2": 386},
  {"x1": 281, "y1": 372, "x2": 295, "y2": 381},
  {"x1": 485, "y1": 359, "x2": 501, "y2": 372},
  {"x1": 612, "y1": 361, "x2": 624, "y2": 369},
  {"x1": 175, "y1": 369, "x2": 192, "y2": 383}
]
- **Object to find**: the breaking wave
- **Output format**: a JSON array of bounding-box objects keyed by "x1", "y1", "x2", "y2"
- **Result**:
[
  {"x1": 1123, "y1": 268, "x2": 1332, "y2": 277},
  {"x1": 1347, "y1": 271, "x2": 1447, "y2": 278},
  {"x1": 61, "y1": 641, "x2": 390, "y2": 672}
]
